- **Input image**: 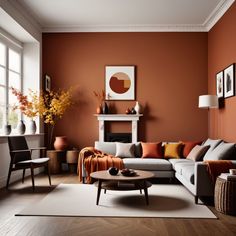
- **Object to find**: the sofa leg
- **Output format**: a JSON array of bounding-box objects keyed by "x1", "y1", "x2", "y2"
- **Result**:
[{"x1": 195, "y1": 196, "x2": 198, "y2": 204}]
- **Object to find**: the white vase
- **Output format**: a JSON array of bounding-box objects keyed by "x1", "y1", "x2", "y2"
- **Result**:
[
  {"x1": 134, "y1": 101, "x2": 141, "y2": 114},
  {"x1": 28, "y1": 120, "x2": 37, "y2": 134}
]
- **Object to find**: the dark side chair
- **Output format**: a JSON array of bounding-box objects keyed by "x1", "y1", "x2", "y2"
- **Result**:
[{"x1": 7, "y1": 136, "x2": 51, "y2": 191}]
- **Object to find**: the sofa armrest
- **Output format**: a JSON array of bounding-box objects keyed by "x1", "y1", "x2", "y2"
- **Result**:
[{"x1": 194, "y1": 162, "x2": 214, "y2": 196}]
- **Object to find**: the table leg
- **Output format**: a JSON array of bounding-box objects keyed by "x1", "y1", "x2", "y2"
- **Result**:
[
  {"x1": 96, "y1": 180, "x2": 102, "y2": 205},
  {"x1": 143, "y1": 181, "x2": 149, "y2": 205}
]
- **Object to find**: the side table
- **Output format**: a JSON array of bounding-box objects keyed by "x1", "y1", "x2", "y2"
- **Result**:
[
  {"x1": 215, "y1": 176, "x2": 236, "y2": 215},
  {"x1": 47, "y1": 150, "x2": 66, "y2": 174},
  {"x1": 66, "y1": 150, "x2": 79, "y2": 173}
]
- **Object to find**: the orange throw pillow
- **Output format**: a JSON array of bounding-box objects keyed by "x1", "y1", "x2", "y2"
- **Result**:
[
  {"x1": 164, "y1": 142, "x2": 183, "y2": 159},
  {"x1": 141, "y1": 142, "x2": 163, "y2": 158},
  {"x1": 181, "y1": 141, "x2": 202, "y2": 158}
]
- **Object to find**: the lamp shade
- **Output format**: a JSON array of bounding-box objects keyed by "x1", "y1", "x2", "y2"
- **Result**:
[{"x1": 198, "y1": 95, "x2": 219, "y2": 109}]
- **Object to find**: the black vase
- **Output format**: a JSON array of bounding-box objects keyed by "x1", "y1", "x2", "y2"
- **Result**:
[{"x1": 102, "y1": 102, "x2": 109, "y2": 114}]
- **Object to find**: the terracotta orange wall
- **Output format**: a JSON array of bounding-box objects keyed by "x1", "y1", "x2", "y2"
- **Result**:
[
  {"x1": 43, "y1": 32, "x2": 208, "y2": 148},
  {"x1": 208, "y1": 2, "x2": 236, "y2": 142}
]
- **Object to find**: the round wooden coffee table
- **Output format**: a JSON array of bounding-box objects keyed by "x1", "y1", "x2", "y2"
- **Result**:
[{"x1": 90, "y1": 170, "x2": 154, "y2": 205}]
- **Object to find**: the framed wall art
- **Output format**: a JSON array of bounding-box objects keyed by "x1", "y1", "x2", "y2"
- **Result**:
[
  {"x1": 224, "y1": 63, "x2": 235, "y2": 98},
  {"x1": 216, "y1": 71, "x2": 224, "y2": 98},
  {"x1": 45, "y1": 74, "x2": 51, "y2": 92},
  {"x1": 105, "y1": 66, "x2": 135, "y2": 100}
]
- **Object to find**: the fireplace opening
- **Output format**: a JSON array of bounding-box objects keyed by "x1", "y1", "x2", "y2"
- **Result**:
[{"x1": 106, "y1": 133, "x2": 132, "y2": 143}]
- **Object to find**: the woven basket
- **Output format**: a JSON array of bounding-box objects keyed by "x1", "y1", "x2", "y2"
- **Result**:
[{"x1": 214, "y1": 177, "x2": 236, "y2": 215}]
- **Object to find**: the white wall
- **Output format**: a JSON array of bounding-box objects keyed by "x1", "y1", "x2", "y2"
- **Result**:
[{"x1": 0, "y1": 1, "x2": 43, "y2": 188}]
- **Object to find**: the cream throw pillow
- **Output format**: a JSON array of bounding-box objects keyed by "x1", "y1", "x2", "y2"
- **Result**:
[
  {"x1": 186, "y1": 145, "x2": 210, "y2": 161},
  {"x1": 115, "y1": 142, "x2": 135, "y2": 158}
]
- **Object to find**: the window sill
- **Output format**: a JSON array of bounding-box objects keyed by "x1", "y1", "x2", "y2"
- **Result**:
[{"x1": 0, "y1": 133, "x2": 44, "y2": 139}]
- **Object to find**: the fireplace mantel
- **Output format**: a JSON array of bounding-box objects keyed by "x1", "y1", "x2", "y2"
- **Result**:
[{"x1": 94, "y1": 114, "x2": 143, "y2": 142}]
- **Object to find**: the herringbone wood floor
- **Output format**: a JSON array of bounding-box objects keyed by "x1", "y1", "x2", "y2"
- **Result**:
[{"x1": 0, "y1": 173, "x2": 236, "y2": 236}]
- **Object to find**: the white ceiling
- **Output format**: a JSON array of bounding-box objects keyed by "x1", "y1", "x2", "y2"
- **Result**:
[{"x1": 12, "y1": 0, "x2": 236, "y2": 32}]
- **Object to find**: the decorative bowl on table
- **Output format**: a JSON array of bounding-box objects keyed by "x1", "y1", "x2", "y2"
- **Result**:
[
  {"x1": 108, "y1": 167, "x2": 119, "y2": 176},
  {"x1": 121, "y1": 168, "x2": 136, "y2": 176}
]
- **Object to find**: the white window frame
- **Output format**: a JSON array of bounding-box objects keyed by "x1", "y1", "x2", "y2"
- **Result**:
[{"x1": 0, "y1": 33, "x2": 23, "y2": 133}]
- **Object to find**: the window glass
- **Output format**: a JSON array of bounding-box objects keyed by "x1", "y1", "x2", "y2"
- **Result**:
[
  {"x1": 0, "y1": 43, "x2": 5, "y2": 66},
  {"x1": 9, "y1": 49, "x2": 20, "y2": 73},
  {"x1": 0, "y1": 66, "x2": 5, "y2": 85},
  {"x1": 8, "y1": 106, "x2": 19, "y2": 128},
  {"x1": 0, "y1": 86, "x2": 6, "y2": 105},
  {"x1": 0, "y1": 105, "x2": 5, "y2": 129},
  {"x1": 8, "y1": 71, "x2": 20, "y2": 89}
]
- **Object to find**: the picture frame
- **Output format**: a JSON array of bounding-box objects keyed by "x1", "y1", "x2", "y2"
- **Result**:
[
  {"x1": 224, "y1": 63, "x2": 235, "y2": 98},
  {"x1": 216, "y1": 71, "x2": 224, "y2": 98},
  {"x1": 45, "y1": 74, "x2": 51, "y2": 92},
  {"x1": 105, "y1": 66, "x2": 135, "y2": 100}
]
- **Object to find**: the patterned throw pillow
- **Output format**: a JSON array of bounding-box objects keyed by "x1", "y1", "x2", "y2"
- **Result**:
[
  {"x1": 141, "y1": 142, "x2": 163, "y2": 158},
  {"x1": 164, "y1": 142, "x2": 183, "y2": 159},
  {"x1": 115, "y1": 142, "x2": 135, "y2": 158},
  {"x1": 186, "y1": 145, "x2": 210, "y2": 161}
]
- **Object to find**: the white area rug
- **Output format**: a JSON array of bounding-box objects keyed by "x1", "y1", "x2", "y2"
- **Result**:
[{"x1": 16, "y1": 184, "x2": 216, "y2": 218}]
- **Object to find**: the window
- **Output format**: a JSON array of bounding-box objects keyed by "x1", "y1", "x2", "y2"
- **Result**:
[{"x1": 0, "y1": 40, "x2": 22, "y2": 132}]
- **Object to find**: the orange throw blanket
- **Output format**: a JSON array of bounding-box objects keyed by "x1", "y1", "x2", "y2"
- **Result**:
[
  {"x1": 78, "y1": 147, "x2": 124, "y2": 184},
  {"x1": 204, "y1": 160, "x2": 234, "y2": 184}
]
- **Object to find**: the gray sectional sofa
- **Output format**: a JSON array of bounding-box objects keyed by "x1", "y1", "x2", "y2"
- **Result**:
[{"x1": 93, "y1": 139, "x2": 236, "y2": 204}]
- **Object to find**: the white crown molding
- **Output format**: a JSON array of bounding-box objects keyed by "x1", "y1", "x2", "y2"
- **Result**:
[
  {"x1": 43, "y1": 24, "x2": 207, "y2": 33},
  {"x1": 203, "y1": 0, "x2": 235, "y2": 31}
]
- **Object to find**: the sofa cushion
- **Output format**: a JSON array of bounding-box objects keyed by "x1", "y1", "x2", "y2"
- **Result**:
[
  {"x1": 164, "y1": 142, "x2": 183, "y2": 159},
  {"x1": 123, "y1": 158, "x2": 172, "y2": 171},
  {"x1": 202, "y1": 138, "x2": 222, "y2": 157},
  {"x1": 141, "y1": 142, "x2": 163, "y2": 158},
  {"x1": 181, "y1": 141, "x2": 202, "y2": 158},
  {"x1": 187, "y1": 145, "x2": 210, "y2": 161},
  {"x1": 174, "y1": 162, "x2": 195, "y2": 175},
  {"x1": 168, "y1": 159, "x2": 194, "y2": 170},
  {"x1": 203, "y1": 142, "x2": 236, "y2": 161},
  {"x1": 181, "y1": 164, "x2": 195, "y2": 184},
  {"x1": 95, "y1": 141, "x2": 116, "y2": 155},
  {"x1": 115, "y1": 142, "x2": 135, "y2": 158}
]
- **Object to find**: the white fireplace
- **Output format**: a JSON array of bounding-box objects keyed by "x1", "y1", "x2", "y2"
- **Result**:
[{"x1": 94, "y1": 114, "x2": 143, "y2": 143}]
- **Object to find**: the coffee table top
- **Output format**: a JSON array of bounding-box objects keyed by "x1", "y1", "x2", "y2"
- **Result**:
[{"x1": 90, "y1": 170, "x2": 154, "y2": 181}]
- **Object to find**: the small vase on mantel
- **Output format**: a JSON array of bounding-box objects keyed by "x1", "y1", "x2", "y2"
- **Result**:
[
  {"x1": 28, "y1": 119, "x2": 37, "y2": 134},
  {"x1": 17, "y1": 120, "x2": 26, "y2": 135},
  {"x1": 134, "y1": 101, "x2": 142, "y2": 114},
  {"x1": 54, "y1": 136, "x2": 69, "y2": 151},
  {"x1": 102, "y1": 101, "x2": 109, "y2": 114}
]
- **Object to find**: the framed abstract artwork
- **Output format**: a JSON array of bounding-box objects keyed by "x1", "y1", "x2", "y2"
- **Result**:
[
  {"x1": 105, "y1": 66, "x2": 135, "y2": 100},
  {"x1": 224, "y1": 63, "x2": 235, "y2": 98},
  {"x1": 45, "y1": 74, "x2": 51, "y2": 92},
  {"x1": 216, "y1": 71, "x2": 224, "y2": 98}
]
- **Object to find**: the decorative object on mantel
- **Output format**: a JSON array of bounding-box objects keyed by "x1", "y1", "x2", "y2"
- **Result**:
[
  {"x1": 125, "y1": 108, "x2": 131, "y2": 114},
  {"x1": 134, "y1": 101, "x2": 142, "y2": 114},
  {"x1": 102, "y1": 101, "x2": 109, "y2": 114},
  {"x1": 4, "y1": 124, "x2": 11, "y2": 135},
  {"x1": 130, "y1": 107, "x2": 136, "y2": 114},
  {"x1": 105, "y1": 66, "x2": 135, "y2": 100},
  {"x1": 54, "y1": 136, "x2": 69, "y2": 151},
  {"x1": 17, "y1": 120, "x2": 26, "y2": 135},
  {"x1": 93, "y1": 89, "x2": 105, "y2": 114},
  {"x1": 224, "y1": 63, "x2": 235, "y2": 98}
]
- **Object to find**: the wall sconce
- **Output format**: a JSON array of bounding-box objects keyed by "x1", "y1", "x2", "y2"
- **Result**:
[{"x1": 198, "y1": 95, "x2": 219, "y2": 109}]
